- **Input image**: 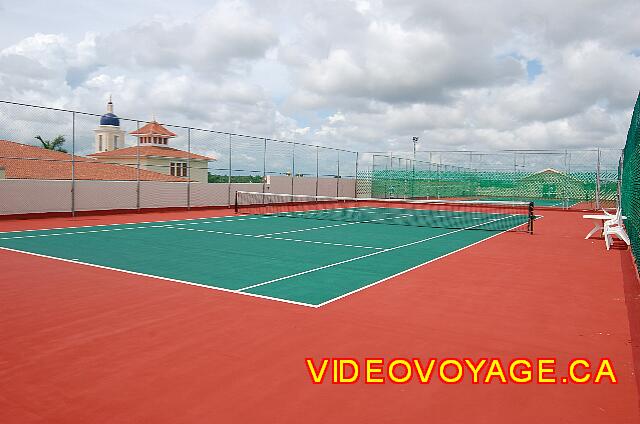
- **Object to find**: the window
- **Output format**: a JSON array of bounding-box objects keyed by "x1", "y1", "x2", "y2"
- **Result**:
[
  {"x1": 114, "y1": 135, "x2": 119, "y2": 147},
  {"x1": 98, "y1": 135, "x2": 103, "y2": 151},
  {"x1": 170, "y1": 162, "x2": 188, "y2": 177}
]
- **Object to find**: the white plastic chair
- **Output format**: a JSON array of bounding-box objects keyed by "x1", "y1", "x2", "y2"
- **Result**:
[{"x1": 603, "y1": 208, "x2": 630, "y2": 250}]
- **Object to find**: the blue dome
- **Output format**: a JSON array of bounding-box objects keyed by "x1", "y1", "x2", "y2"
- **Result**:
[{"x1": 100, "y1": 113, "x2": 120, "y2": 126}]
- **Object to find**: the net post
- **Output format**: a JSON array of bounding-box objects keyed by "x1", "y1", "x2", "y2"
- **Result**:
[
  {"x1": 234, "y1": 190, "x2": 239, "y2": 213},
  {"x1": 528, "y1": 202, "x2": 534, "y2": 234}
]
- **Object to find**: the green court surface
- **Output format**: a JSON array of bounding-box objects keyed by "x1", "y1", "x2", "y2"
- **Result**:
[{"x1": 0, "y1": 208, "x2": 530, "y2": 307}]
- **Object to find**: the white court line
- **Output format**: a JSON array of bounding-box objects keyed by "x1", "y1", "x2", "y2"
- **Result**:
[
  {"x1": 0, "y1": 245, "x2": 319, "y2": 308},
  {"x1": 0, "y1": 213, "x2": 278, "y2": 235},
  {"x1": 0, "y1": 222, "x2": 383, "y2": 249},
  {"x1": 0, "y1": 207, "x2": 404, "y2": 240},
  {"x1": 0, "y1": 215, "x2": 281, "y2": 239},
  {"x1": 254, "y1": 213, "x2": 414, "y2": 237},
  {"x1": 164, "y1": 226, "x2": 383, "y2": 250},
  {"x1": 257, "y1": 221, "x2": 359, "y2": 236},
  {"x1": 354, "y1": 207, "x2": 508, "y2": 216},
  {"x1": 0, "y1": 212, "x2": 538, "y2": 308},
  {"x1": 316, "y1": 217, "x2": 531, "y2": 307},
  {"x1": 237, "y1": 214, "x2": 516, "y2": 292},
  {"x1": 0, "y1": 208, "x2": 414, "y2": 242},
  {"x1": 0, "y1": 224, "x2": 183, "y2": 240}
]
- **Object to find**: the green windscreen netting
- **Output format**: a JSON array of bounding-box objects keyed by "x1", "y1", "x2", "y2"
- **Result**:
[
  {"x1": 621, "y1": 91, "x2": 640, "y2": 269},
  {"x1": 361, "y1": 149, "x2": 621, "y2": 209}
]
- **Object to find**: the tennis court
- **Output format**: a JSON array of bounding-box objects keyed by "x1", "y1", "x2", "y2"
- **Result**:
[{"x1": 0, "y1": 193, "x2": 533, "y2": 307}]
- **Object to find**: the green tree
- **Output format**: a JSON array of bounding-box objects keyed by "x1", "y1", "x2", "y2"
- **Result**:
[
  {"x1": 208, "y1": 173, "x2": 264, "y2": 183},
  {"x1": 35, "y1": 135, "x2": 67, "y2": 153}
]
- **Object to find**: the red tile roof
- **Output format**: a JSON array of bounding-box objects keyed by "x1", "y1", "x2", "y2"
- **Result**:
[
  {"x1": 130, "y1": 121, "x2": 177, "y2": 137},
  {"x1": 0, "y1": 140, "x2": 188, "y2": 181},
  {"x1": 88, "y1": 145, "x2": 213, "y2": 161}
]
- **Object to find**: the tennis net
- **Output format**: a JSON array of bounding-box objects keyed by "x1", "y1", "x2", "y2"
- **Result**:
[{"x1": 235, "y1": 191, "x2": 535, "y2": 233}]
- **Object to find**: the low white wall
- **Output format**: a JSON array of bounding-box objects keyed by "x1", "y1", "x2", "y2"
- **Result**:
[
  {"x1": 317, "y1": 178, "x2": 339, "y2": 197},
  {"x1": 190, "y1": 182, "x2": 230, "y2": 207},
  {"x1": 75, "y1": 180, "x2": 138, "y2": 211},
  {"x1": 293, "y1": 177, "x2": 316, "y2": 196},
  {"x1": 265, "y1": 175, "x2": 292, "y2": 194},
  {"x1": 0, "y1": 180, "x2": 72, "y2": 215},
  {"x1": 338, "y1": 178, "x2": 356, "y2": 197},
  {"x1": 0, "y1": 177, "x2": 357, "y2": 216},
  {"x1": 265, "y1": 175, "x2": 356, "y2": 197}
]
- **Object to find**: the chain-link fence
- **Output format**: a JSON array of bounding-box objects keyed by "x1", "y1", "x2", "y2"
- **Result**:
[
  {"x1": 0, "y1": 99, "x2": 627, "y2": 216},
  {"x1": 621, "y1": 91, "x2": 640, "y2": 270},
  {"x1": 357, "y1": 148, "x2": 623, "y2": 209},
  {"x1": 0, "y1": 100, "x2": 358, "y2": 215}
]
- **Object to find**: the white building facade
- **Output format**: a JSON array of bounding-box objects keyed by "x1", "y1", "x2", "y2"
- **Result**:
[{"x1": 94, "y1": 97, "x2": 126, "y2": 153}]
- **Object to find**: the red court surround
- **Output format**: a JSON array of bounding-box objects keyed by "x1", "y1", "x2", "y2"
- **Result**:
[{"x1": 1, "y1": 208, "x2": 639, "y2": 423}]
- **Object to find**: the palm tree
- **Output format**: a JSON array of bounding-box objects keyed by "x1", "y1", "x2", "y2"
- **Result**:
[{"x1": 35, "y1": 135, "x2": 67, "y2": 153}]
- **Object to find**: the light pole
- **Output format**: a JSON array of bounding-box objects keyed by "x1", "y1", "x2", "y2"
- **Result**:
[{"x1": 412, "y1": 136, "x2": 419, "y2": 198}]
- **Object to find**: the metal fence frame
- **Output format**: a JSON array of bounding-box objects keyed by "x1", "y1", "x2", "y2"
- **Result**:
[
  {"x1": 0, "y1": 100, "x2": 359, "y2": 216},
  {"x1": 0, "y1": 99, "x2": 627, "y2": 216}
]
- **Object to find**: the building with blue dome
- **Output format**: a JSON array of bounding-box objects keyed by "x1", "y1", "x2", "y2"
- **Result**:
[
  {"x1": 100, "y1": 112, "x2": 120, "y2": 126},
  {"x1": 88, "y1": 97, "x2": 215, "y2": 182},
  {"x1": 94, "y1": 96, "x2": 125, "y2": 152}
]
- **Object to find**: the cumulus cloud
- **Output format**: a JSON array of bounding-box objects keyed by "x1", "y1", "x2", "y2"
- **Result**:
[
  {"x1": 0, "y1": 0, "x2": 637, "y2": 158},
  {"x1": 95, "y1": 0, "x2": 277, "y2": 76}
]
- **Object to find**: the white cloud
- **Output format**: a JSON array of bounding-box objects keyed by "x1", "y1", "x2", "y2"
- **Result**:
[
  {"x1": 95, "y1": 0, "x2": 277, "y2": 76},
  {"x1": 0, "y1": 0, "x2": 637, "y2": 159}
]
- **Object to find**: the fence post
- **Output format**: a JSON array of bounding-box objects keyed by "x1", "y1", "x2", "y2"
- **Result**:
[
  {"x1": 437, "y1": 157, "x2": 442, "y2": 199},
  {"x1": 562, "y1": 149, "x2": 568, "y2": 208},
  {"x1": 617, "y1": 153, "x2": 624, "y2": 208},
  {"x1": 187, "y1": 127, "x2": 191, "y2": 210},
  {"x1": 262, "y1": 138, "x2": 267, "y2": 194},
  {"x1": 384, "y1": 153, "x2": 390, "y2": 198},
  {"x1": 71, "y1": 111, "x2": 75, "y2": 217},
  {"x1": 412, "y1": 151, "x2": 416, "y2": 199},
  {"x1": 595, "y1": 148, "x2": 601, "y2": 210},
  {"x1": 228, "y1": 133, "x2": 232, "y2": 206},
  {"x1": 136, "y1": 121, "x2": 141, "y2": 211},
  {"x1": 315, "y1": 146, "x2": 319, "y2": 197},
  {"x1": 291, "y1": 141, "x2": 296, "y2": 196},
  {"x1": 354, "y1": 151, "x2": 359, "y2": 198},
  {"x1": 336, "y1": 151, "x2": 340, "y2": 197}
]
